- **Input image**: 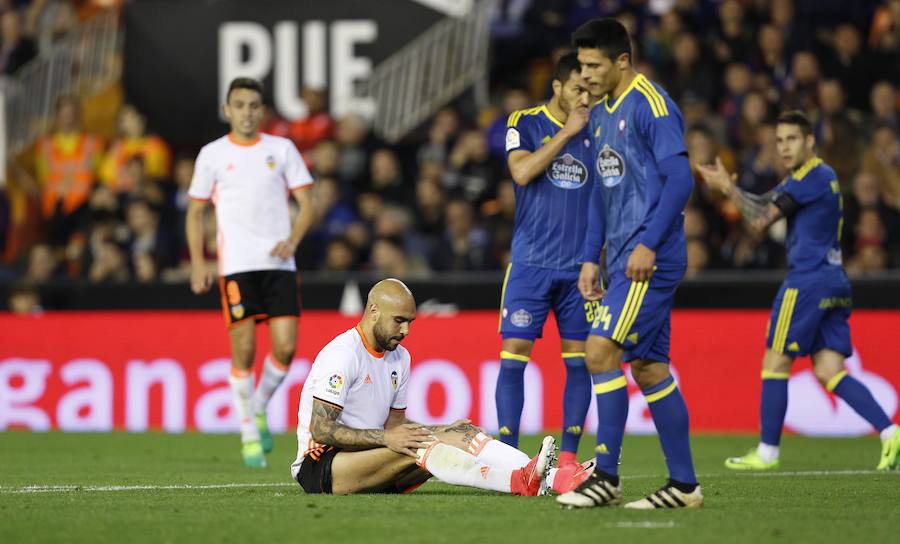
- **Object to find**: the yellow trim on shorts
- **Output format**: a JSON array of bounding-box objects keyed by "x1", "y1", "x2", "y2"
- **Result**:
[
  {"x1": 562, "y1": 352, "x2": 586, "y2": 358},
  {"x1": 612, "y1": 280, "x2": 649, "y2": 343},
  {"x1": 498, "y1": 263, "x2": 512, "y2": 332},
  {"x1": 772, "y1": 288, "x2": 798, "y2": 354},
  {"x1": 761, "y1": 370, "x2": 790, "y2": 380}
]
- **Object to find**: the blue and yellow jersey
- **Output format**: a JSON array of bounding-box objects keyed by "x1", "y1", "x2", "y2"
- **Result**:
[
  {"x1": 775, "y1": 158, "x2": 844, "y2": 276},
  {"x1": 504, "y1": 104, "x2": 593, "y2": 271},
  {"x1": 586, "y1": 74, "x2": 687, "y2": 276}
]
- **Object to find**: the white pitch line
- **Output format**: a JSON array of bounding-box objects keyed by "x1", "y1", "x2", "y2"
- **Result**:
[
  {"x1": 608, "y1": 521, "x2": 677, "y2": 529},
  {"x1": 619, "y1": 469, "x2": 899, "y2": 481},
  {"x1": 0, "y1": 482, "x2": 296, "y2": 494}
]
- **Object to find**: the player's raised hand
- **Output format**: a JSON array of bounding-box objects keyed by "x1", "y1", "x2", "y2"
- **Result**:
[
  {"x1": 270, "y1": 238, "x2": 299, "y2": 260},
  {"x1": 578, "y1": 262, "x2": 604, "y2": 301},
  {"x1": 190, "y1": 262, "x2": 214, "y2": 294},
  {"x1": 384, "y1": 423, "x2": 435, "y2": 458},
  {"x1": 563, "y1": 101, "x2": 590, "y2": 137},
  {"x1": 626, "y1": 243, "x2": 656, "y2": 282},
  {"x1": 695, "y1": 157, "x2": 737, "y2": 194}
]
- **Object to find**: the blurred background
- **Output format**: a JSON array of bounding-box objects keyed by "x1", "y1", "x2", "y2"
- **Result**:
[{"x1": 0, "y1": 0, "x2": 898, "y2": 436}]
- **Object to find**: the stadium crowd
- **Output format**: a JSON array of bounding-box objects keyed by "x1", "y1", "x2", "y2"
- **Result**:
[{"x1": 2, "y1": 0, "x2": 900, "y2": 302}]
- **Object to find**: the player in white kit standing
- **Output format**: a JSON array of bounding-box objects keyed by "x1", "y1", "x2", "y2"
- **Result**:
[{"x1": 187, "y1": 77, "x2": 315, "y2": 467}]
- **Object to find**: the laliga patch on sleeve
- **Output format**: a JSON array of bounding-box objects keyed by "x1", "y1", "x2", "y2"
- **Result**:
[{"x1": 505, "y1": 128, "x2": 521, "y2": 151}]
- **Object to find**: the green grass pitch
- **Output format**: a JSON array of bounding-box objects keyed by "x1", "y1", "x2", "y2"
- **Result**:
[{"x1": 1, "y1": 432, "x2": 896, "y2": 543}]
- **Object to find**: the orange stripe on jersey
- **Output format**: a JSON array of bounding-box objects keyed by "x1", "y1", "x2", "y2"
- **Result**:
[{"x1": 355, "y1": 325, "x2": 385, "y2": 359}]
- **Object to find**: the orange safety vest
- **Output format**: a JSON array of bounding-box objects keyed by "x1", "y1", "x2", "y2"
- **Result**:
[
  {"x1": 99, "y1": 135, "x2": 172, "y2": 191},
  {"x1": 36, "y1": 133, "x2": 101, "y2": 217}
]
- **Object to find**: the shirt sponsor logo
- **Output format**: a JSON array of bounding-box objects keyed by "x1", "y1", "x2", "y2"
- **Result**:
[
  {"x1": 511, "y1": 309, "x2": 533, "y2": 327},
  {"x1": 597, "y1": 144, "x2": 626, "y2": 187},
  {"x1": 546, "y1": 153, "x2": 588, "y2": 189},
  {"x1": 505, "y1": 128, "x2": 521, "y2": 151}
]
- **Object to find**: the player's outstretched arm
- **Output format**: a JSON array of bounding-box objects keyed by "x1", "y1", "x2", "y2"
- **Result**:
[
  {"x1": 186, "y1": 199, "x2": 214, "y2": 294},
  {"x1": 310, "y1": 399, "x2": 433, "y2": 457},
  {"x1": 695, "y1": 157, "x2": 783, "y2": 232},
  {"x1": 507, "y1": 100, "x2": 589, "y2": 186}
]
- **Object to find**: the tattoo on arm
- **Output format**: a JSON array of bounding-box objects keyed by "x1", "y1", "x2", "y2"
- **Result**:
[
  {"x1": 728, "y1": 187, "x2": 775, "y2": 224},
  {"x1": 423, "y1": 422, "x2": 481, "y2": 447},
  {"x1": 310, "y1": 400, "x2": 385, "y2": 450}
]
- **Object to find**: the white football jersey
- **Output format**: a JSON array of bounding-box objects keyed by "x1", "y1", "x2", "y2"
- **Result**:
[
  {"x1": 188, "y1": 133, "x2": 313, "y2": 276},
  {"x1": 291, "y1": 326, "x2": 410, "y2": 478}
]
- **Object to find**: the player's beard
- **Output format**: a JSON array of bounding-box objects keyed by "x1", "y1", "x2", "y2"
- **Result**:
[{"x1": 373, "y1": 319, "x2": 403, "y2": 351}]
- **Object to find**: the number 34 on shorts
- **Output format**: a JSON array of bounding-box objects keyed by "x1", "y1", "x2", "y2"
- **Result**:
[{"x1": 584, "y1": 301, "x2": 612, "y2": 331}]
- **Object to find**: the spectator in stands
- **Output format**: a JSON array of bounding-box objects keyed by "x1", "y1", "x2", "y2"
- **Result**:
[
  {"x1": 483, "y1": 178, "x2": 516, "y2": 266},
  {"x1": 661, "y1": 32, "x2": 716, "y2": 106},
  {"x1": 863, "y1": 82, "x2": 898, "y2": 138},
  {"x1": 682, "y1": 90, "x2": 726, "y2": 143},
  {"x1": 869, "y1": 0, "x2": 900, "y2": 83},
  {"x1": 843, "y1": 171, "x2": 900, "y2": 263},
  {"x1": 301, "y1": 176, "x2": 358, "y2": 266},
  {"x1": 334, "y1": 113, "x2": 369, "y2": 191},
  {"x1": 736, "y1": 92, "x2": 770, "y2": 150},
  {"x1": 370, "y1": 236, "x2": 429, "y2": 278},
  {"x1": 369, "y1": 148, "x2": 408, "y2": 205},
  {"x1": 418, "y1": 107, "x2": 462, "y2": 166},
  {"x1": 99, "y1": 104, "x2": 171, "y2": 194},
  {"x1": 709, "y1": 0, "x2": 755, "y2": 66},
  {"x1": 322, "y1": 237, "x2": 357, "y2": 273},
  {"x1": 261, "y1": 106, "x2": 291, "y2": 139},
  {"x1": 24, "y1": 243, "x2": 61, "y2": 283},
  {"x1": 288, "y1": 86, "x2": 334, "y2": 153},
  {"x1": 36, "y1": 95, "x2": 103, "y2": 246},
  {"x1": 7, "y1": 283, "x2": 42, "y2": 314},
  {"x1": 824, "y1": 24, "x2": 873, "y2": 111},
  {"x1": 88, "y1": 239, "x2": 129, "y2": 283},
  {"x1": 817, "y1": 79, "x2": 862, "y2": 185},
  {"x1": 719, "y1": 63, "x2": 752, "y2": 143},
  {"x1": 443, "y1": 130, "x2": 499, "y2": 204},
  {"x1": 753, "y1": 24, "x2": 788, "y2": 86},
  {"x1": 863, "y1": 125, "x2": 900, "y2": 210},
  {"x1": 782, "y1": 51, "x2": 820, "y2": 112},
  {"x1": 736, "y1": 123, "x2": 781, "y2": 195},
  {"x1": 431, "y1": 199, "x2": 493, "y2": 271},
  {"x1": 126, "y1": 198, "x2": 175, "y2": 280},
  {"x1": 485, "y1": 88, "x2": 530, "y2": 158},
  {"x1": 413, "y1": 177, "x2": 447, "y2": 255},
  {"x1": 0, "y1": 9, "x2": 36, "y2": 75}
]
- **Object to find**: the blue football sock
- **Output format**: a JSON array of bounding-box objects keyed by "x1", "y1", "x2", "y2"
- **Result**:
[
  {"x1": 561, "y1": 354, "x2": 592, "y2": 454},
  {"x1": 496, "y1": 353, "x2": 527, "y2": 447},
  {"x1": 760, "y1": 371, "x2": 790, "y2": 446},
  {"x1": 592, "y1": 369, "x2": 629, "y2": 476},
  {"x1": 829, "y1": 371, "x2": 892, "y2": 432},
  {"x1": 643, "y1": 375, "x2": 697, "y2": 485}
]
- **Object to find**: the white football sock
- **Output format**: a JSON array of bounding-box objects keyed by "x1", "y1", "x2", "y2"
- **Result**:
[
  {"x1": 467, "y1": 432, "x2": 530, "y2": 470},
  {"x1": 757, "y1": 442, "x2": 779, "y2": 463},
  {"x1": 254, "y1": 353, "x2": 290, "y2": 414},
  {"x1": 418, "y1": 442, "x2": 512, "y2": 493},
  {"x1": 229, "y1": 369, "x2": 259, "y2": 443},
  {"x1": 880, "y1": 424, "x2": 898, "y2": 442}
]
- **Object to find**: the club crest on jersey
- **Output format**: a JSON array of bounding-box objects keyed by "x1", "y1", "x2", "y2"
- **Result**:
[
  {"x1": 230, "y1": 304, "x2": 244, "y2": 319},
  {"x1": 265, "y1": 155, "x2": 276, "y2": 170},
  {"x1": 391, "y1": 370, "x2": 399, "y2": 390},
  {"x1": 511, "y1": 309, "x2": 533, "y2": 327},
  {"x1": 546, "y1": 153, "x2": 588, "y2": 189},
  {"x1": 597, "y1": 144, "x2": 626, "y2": 187},
  {"x1": 326, "y1": 373, "x2": 344, "y2": 395}
]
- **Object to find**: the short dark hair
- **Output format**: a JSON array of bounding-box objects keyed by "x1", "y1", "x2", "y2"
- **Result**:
[
  {"x1": 572, "y1": 18, "x2": 632, "y2": 60},
  {"x1": 776, "y1": 110, "x2": 813, "y2": 136},
  {"x1": 226, "y1": 77, "x2": 264, "y2": 102},
  {"x1": 552, "y1": 52, "x2": 582, "y2": 85}
]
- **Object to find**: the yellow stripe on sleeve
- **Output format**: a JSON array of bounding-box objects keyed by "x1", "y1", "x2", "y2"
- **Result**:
[
  {"x1": 645, "y1": 381, "x2": 678, "y2": 403},
  {"x1": 826, "y1": 370, "x2": 848, "y2": 392},
  {"x1": 635, "y1": 86, "x2": 661, "y2": 118},
  {"x1": 594, "y1": 376, "x2": 628, "y2": 394},
  {"x1": 638, "y1": 79, "x2": 669, "y2": 116},
  {"x1": 561, "y1": 352, "x2": 586, "y2": 358}
]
